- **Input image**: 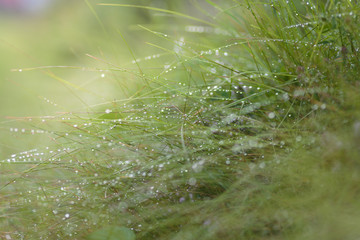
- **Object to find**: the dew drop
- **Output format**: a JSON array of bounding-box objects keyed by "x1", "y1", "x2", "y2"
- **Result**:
[
  {"x1": 188, "y1": 177, "x2": 197, "y2": 186},
  {"x1": 268, "y1": 112, "x2": 275, "y2": 119}
]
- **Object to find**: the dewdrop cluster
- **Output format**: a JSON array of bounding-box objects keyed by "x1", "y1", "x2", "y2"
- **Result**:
[{"x1": 131, "y1": 54, "x2": 161, "y2": 64}]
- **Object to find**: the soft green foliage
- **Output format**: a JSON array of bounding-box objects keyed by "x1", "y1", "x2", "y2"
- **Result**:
[
  {"x1": 1, "y1": 0, "x2": 359, "y2": 239},
  {"x1": 86, "y1": 226, "x2": 135, "y2": 240}
]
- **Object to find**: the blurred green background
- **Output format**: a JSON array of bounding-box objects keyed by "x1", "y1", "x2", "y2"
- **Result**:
[
  {"x1": 0, "y1": 0, "x2": 216, "y2": 159},
  {"x1": 0, "y1": 0, "x2": 190, "y2": 158}
]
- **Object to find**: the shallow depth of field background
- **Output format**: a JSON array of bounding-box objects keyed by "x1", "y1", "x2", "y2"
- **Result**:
[{"x1": 0, "y1": 0, "x2": 188, "y2": 158}]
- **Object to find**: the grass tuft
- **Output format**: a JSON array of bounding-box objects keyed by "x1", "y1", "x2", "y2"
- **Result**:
[{"x1": 1, "y1": 0, "x2": 359, "y2": 239}]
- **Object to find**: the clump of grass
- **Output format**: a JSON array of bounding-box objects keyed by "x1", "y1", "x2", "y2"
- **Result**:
[{"x1": 1, "y1": 0, "x2": 359, "y2": 239}]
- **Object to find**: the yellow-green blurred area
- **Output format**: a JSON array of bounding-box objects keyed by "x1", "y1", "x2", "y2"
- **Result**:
[{"x1": 0, "y1": 0, "x2": 205, "y2": 158}]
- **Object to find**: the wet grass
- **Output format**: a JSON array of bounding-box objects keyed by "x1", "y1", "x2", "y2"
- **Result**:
[{"x1": 1, "y1": 0, "x2": 360, "y2": 239}]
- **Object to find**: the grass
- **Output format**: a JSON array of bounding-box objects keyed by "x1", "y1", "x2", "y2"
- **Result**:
[{"x1": 1, "y1": 0, "x2": 360, "y2": 239}]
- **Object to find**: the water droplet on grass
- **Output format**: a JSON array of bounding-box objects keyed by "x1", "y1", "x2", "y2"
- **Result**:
[
  {"x1": 268, "y1": 112, "x2": 275, "y2": 119},
  {"x1": 188, "y1": 177, "x2": 196, "y2": 186}
]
